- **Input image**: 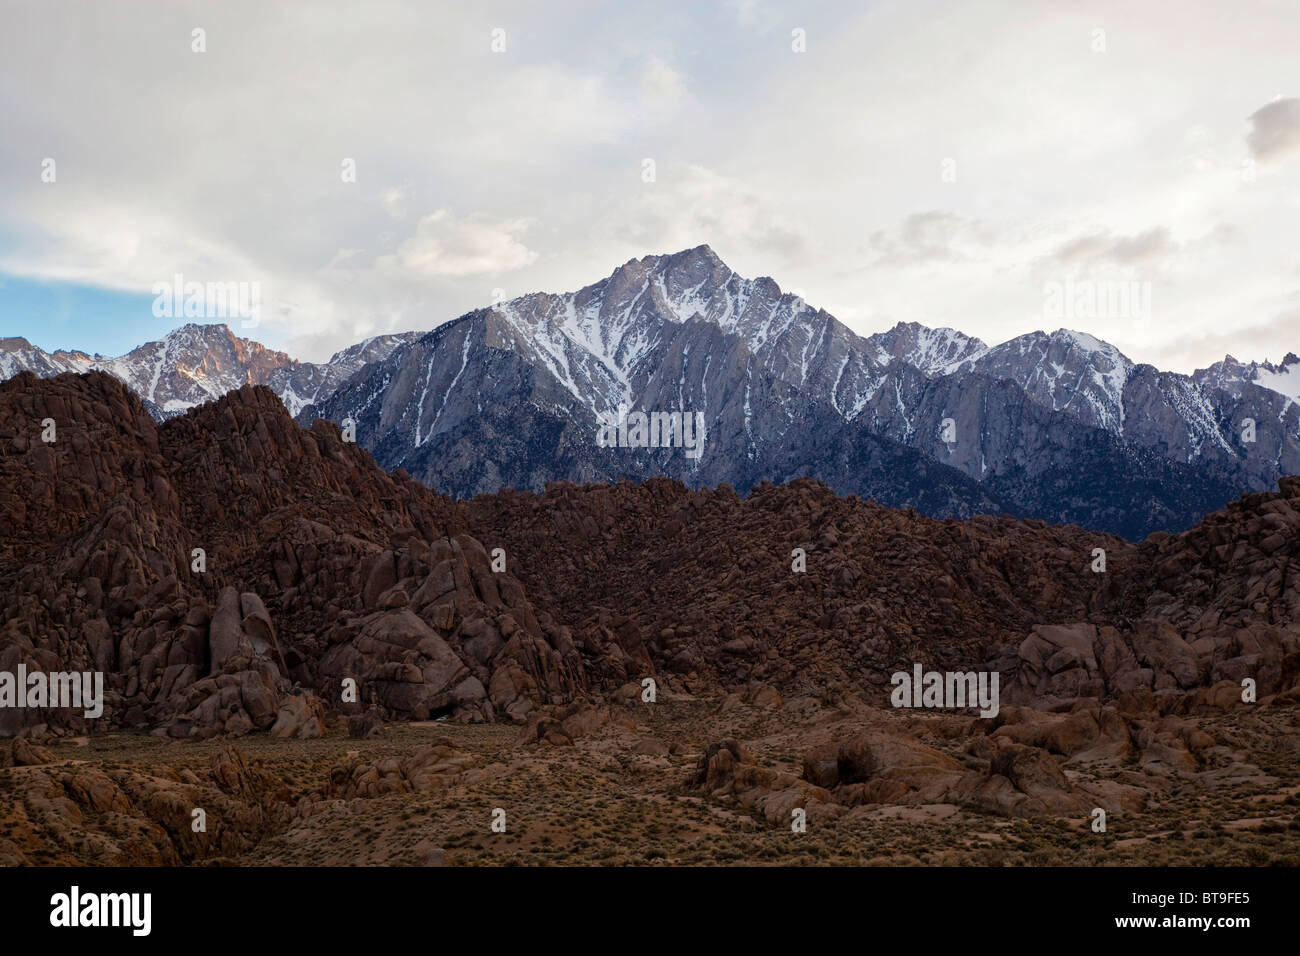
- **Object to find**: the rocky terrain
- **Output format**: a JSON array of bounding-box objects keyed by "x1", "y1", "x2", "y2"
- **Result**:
[
  {"x1": 1, "y1": 369, "x2": 1299, "y2": 866},
  {"x1": 3, "y1": 697, "x2": 1298, "y2": 867}
]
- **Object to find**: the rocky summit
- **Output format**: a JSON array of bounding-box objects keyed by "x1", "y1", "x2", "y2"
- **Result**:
[{"x1": 2, "y1": 369, "x2": 1299, "y2": 866}]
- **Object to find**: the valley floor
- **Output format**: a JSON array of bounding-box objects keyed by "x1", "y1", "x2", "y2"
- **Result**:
[{"x1": 4, "y1": 692, "x2": 1299, "y2": 867}]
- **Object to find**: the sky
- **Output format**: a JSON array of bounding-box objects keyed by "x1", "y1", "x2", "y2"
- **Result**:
[{"x1": 1, "y1": 0, "x2": 1298, "y2": 371}]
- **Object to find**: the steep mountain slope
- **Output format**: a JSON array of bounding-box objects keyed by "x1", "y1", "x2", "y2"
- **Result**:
[
  {"x1": 0, "y1": 324, "x2": 417, "y2": 417},
  {"x1": 302, "y1": 246, "x2": 1292, "y2": 536},
  {"x1": 863, "y1": 321, "x2": 986, "y2": 372},
  {"x1": 305, "y1": 304, "x2": 1008, "y2": 518}
]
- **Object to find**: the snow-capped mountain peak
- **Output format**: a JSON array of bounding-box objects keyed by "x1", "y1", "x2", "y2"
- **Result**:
[
  {"x1": 865, "y1": 321, "x2": 987, "y2": 373},
  {"x1": 1194, "y1": 351, "x2": 1300, "y2": 402},
  {"x1": 1, "y1": 322, "x2": 416, "y2": 418}
]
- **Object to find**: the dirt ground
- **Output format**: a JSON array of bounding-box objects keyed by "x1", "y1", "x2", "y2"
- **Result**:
[{"x1": 3, "y1": 693, "x2": 1299, "y2": 866}]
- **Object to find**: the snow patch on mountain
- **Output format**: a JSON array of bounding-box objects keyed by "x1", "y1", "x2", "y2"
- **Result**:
[{"x1": 1195, "y1": 352, "x2": 1300, "y2": 403}]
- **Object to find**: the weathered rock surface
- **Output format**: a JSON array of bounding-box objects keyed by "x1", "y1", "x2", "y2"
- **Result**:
[
  {"x1": 320, "y1": 738, "x2": 478, "y2": 799},
  {"x1": 0, "y1": 372, "x2": 587, "y2": 736},
  {"x1": 0, "y1": 746, "x2": 289, "y2": 865}
]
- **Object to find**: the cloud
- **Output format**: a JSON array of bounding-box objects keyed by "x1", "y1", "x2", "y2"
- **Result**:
[
  {"x1": 613, "y1": 164, "x2": 812, "y2": 263},
  {"x1": 641, "y1": 57, "x2": 687, "y2": 109},
  {"x1": 2, "y1": 0, "x2": 1299, "y2": 373},
  {"x1": 380, "y1": 186, "x2": 409, "y2": 221},
  {"x1": 0, "y1": 202, "x2": 267, "y2": 294},
  {"x1": 1050, "y1": 228, "x2": 1176, "y2": 268},
  {"x1": 1150, "y1": 304, "x2": 1300, "y2": 373},
  {"x1": 377, "y1": 210, "x2": 539, "y2": 278},
  {"x1": 724, "y1": 0, "x2": 780, "y2": 33},
  {"x1": 1247, "y1": 96, "x2": 1300, "y2": 164},
  {"x1": 859, "y1": 213, "x2": 1006, "y2": 269}
]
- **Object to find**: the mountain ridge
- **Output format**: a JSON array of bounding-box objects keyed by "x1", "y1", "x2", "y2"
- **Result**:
[{"x1": 298, "y1": 245, "x2": 1296, "y2": 536}]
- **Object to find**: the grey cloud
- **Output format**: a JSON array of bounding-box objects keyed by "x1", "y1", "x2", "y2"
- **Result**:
[
  {"x1": 1247, "y1": 96, "x2": 1300, "y2": 164},
  {"x1": 1051, "y1": 228, "x2": 1175, "y2": 268},
  {"x1": 1149, "y1": 306, "x2": 1300, "y2": 373},
  {"x1": 860, "y1": 212, "x2": 996, "y2": 269}
]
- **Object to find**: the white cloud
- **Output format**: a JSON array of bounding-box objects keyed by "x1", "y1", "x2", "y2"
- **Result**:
[
  {"x1": 0, "y1": 0, "x2": 1297, "y2": 370},
  {"x1": 377, "y1": 210, "x2": 539, "y2": 278},
  {"x1": 380, "y1": 186, "x2": 409, "y2": 221},
  {"x1": 641, "y1": 57, "x2": 687, "y2": 114}
]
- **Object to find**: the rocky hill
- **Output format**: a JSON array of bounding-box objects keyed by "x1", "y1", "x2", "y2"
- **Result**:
[
  {"x1": 3, "y1": 370, "x2": 1298, "y2": 741},
  {"x1": 0, "y1": 370, "x2": 586, "y2": 737}
]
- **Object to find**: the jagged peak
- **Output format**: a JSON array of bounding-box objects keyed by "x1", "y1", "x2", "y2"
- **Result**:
[
  {"x1": 1052, "y1": 328, "x2": 1111, "y2": 350},
  {"x1": 163, "y1": 321, "x2": 237, "y2": 340},
  {"x1": 641, "y1": 243, "x2": 724, "y2": 267}
]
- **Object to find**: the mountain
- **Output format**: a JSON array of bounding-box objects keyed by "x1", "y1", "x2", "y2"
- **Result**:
[
  {"x1": 933, "y1": 328, "x2": 1299, "y2": 477},
  {"x1": 302, "y1": 248, "x2": 1007, "y2": 519},
  {"x1": 0, "y1": 324, "x2": 417, "y2": 418},
  {"x1": 1194, "y1": 351, "x2": 1300, "y2": 401},
  {"x1": 5, "y1": 368, "x2": 1298, "y2": 739},
  {"x1": 302, "y1": 246, "x2": 1297, "y2": 537},
  {"x1": 2, "y1": 367, "x2": 1297, "y2": 760}
]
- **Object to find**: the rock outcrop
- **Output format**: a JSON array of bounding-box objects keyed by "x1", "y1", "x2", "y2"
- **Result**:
[{"x1": 0, "y1": 372, "x2": 587, "y2": 736}]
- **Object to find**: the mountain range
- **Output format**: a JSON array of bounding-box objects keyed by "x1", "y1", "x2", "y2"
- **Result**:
[
  {"x1": 0, "y1": 326, "x2": 417, "y2": 419},
  {"x1": 4, "y1": 245, "x2": 1298, "y2": 538}
]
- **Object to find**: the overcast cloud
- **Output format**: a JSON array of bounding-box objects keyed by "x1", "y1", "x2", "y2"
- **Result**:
[{"x1": 0, "y1": 0, "x2": 1297, "y2": 371}]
